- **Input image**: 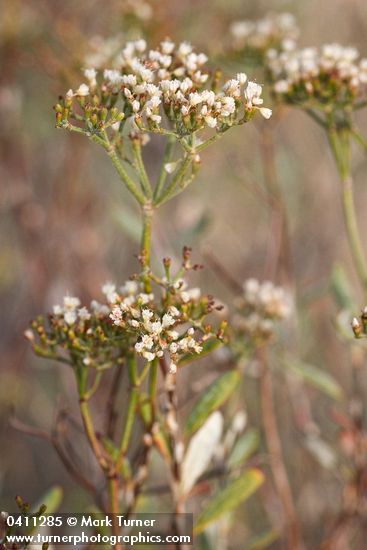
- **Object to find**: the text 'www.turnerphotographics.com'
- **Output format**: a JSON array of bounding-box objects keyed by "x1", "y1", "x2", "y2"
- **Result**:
[{"x1": 3, "y1": 513, "x2": 193, "y2": 546}]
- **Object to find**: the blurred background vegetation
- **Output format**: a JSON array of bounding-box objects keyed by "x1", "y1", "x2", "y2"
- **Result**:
[{"x1": 2, "y1": 0, "x2": 367, "y2": 548}]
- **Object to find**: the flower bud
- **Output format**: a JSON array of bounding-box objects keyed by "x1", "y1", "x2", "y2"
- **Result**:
[{"x1": 351, "y1": 317, "x2": 362, "y2": 337}]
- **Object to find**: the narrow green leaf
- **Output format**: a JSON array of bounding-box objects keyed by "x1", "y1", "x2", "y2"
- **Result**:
[
  {"x1": 194, "y1": 469, "x2": 264, "y2": 535},
  {"x1": 184, "y1": 370, "x2": 240, "y2": 437},
  {"x1": 228, "y1": 429, "x2": 259, "y2": 469},
  {"x1": 284, "y1": 359, "x2": 342, "y2": 400}
]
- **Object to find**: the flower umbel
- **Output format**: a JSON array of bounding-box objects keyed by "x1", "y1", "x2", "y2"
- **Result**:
[
  {"x1": 267, "y1": 43, "x2": 367, "y2": 113},
  {"x1": 28, "y1": 254, "x2": 226, "y2": 374}
]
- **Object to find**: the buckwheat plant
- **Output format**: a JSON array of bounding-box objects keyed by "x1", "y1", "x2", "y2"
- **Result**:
[
  {"x1": 267, "y1": 43, "x2": 367, "y2": 296},
  {"x1": 25, "y1": 38, "x2": 271, "y2": 543}
]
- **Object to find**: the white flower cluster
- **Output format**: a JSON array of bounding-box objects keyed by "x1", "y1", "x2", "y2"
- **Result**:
[
  {"x1": 267, "y1": 43, "x2": 367, "y2": 104},
  {"x1": 230, "y1": 13, "x2": 299, "y2": 54},
  {"x1": 53, "y1": 296, "x2": 91, "y2": 326},
  {"x1": 50, "y1": 278, "x2": 208, "y2": 371},
  {"x1": 234, "y1": 279, "x2": 291, "y2": 341},
  {"x1": 111, "y1": 303, "x2": 202, "y2": 372},
  {"x1": 72, "y1": 38, "x2": 271, "y2": 130},
  {"x1": 107, "y1": 279, "x2": 205, "y2": 372}
]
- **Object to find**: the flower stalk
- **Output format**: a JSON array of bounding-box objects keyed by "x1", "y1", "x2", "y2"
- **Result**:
[{"x1": 327, "y1": 126, "x2": 367, "y2": 296}]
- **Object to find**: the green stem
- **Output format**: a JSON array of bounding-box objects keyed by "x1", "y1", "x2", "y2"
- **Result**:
[
  {"x1": 118, "y1": 387, "x2": 138, "y2": 457},
  {"x1": 341, "y1": 177, "x2": 367, "y2": 293},
  {"x1": 107, "y1": 148, "x2": 146, "y2": 205},
  {"x1": 127, "y1": 354, "x2": 138, "y2": 386},
  {"x1": 115, "y1": 356, "x2": 139, "y2": 470},
  {"x1": 328, "y1": 128, "x2": 367, "y2": 295},
  {"x1": 137, "y1": 360, "x2": 153, "y2": 386},
  {"x1": 155, "y1": 155, "x2": 192, "y2": 206},
  {"x1": 79, "y1": 399, "x2": 108, "y2": 471},
  {"x1": 154, "y1": 135, "x2": 175, "y2": 201},
  {"x1": 196, "y1": 132, "x2": 222, "y2": 152},
  {"x1": 132, "y1": 140, "x2": 152, "y2": 198},
  {"x1": 141, "y1": 205, "x2": 153, "y2": 291}
]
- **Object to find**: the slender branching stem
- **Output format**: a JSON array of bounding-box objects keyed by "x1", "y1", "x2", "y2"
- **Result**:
[
  {"x1": 141, "y1": 203, "x2": 153, "y2": 292},
  {"x1": 196, "y1": 132, "x2": 223, "y2": 152},
  {"x1": 79, "y1": 398, "x2": 109, "y2": 472},
  {"x1": 117, "y1": 388, "x2": 138, "y2": 466},
  {"x1": 107, "y1": 148, "x2": 146, "y2": 205},
  {"x1": 115, "y1": 354, "x2": 138, "y2": 474},
  {"x1": 327, "y1": 127, "x2": 367, "y2": 296},
  {"x1": 132, "y1": 140, "x2": 153, "y2": 198},
  {"x1": 155, "y1": 155, "x2": 192, "y2": 206},
  {"x1": 154, "y1": 135, "x2": 176, "y2": 201}
]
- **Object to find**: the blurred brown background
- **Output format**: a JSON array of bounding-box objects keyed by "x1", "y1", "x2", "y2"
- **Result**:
[{"x1": 2, "y1": 0, "x2": 367, "y2": 547}]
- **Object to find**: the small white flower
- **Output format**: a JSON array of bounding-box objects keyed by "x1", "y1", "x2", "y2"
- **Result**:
[
  {"x1": 63, "y1": 296, "x2": 81, "y2": 311},
  {"x1": 64, "y1": 310, "x2": 77, "y2": 325},
  {"x1": 141, "y1": 334, "x2": 154, "y2": 348},
  {"x1": 259, "y1": 107, "x2": 272, "y2": 119},
  {"x1": 178, "y1": 42, "x2": 192, "y2": 57},
  {"x1": 132, "y1": 100, "x2": 141, "y2": 113},
  {"x1": 121, "y1": 280, "x2": 138, "y2": 295},
  {"x1": 169, "y1": 362, "x2": 177, "y2": 374},
  {"x1": 84, "y1": 68, "x2": 97, "y2": 87},
  {"x1": 143, "y1": 351, "x2": 156, "y2": 362},
  {"x1": 142, "y1": 309, "x2": 154, "y2": 321},
  {"x1": 161, "y1": 40, "x2": 175, "y2": 54},
  {"x1": 168, "y1": 306, "x2": 180, "y2": 317},
  {"x1": 170, "y1": 342, "x2": 179, "y2": 354},
  {"x1": 53, "y1": 304, "x2": 63, "y2": 315},
  {"x1": 165, "y1": 161, "x2": 179, "y2": 174},
  {"x1": 162, "y1": 313, "x2": 175, "y2": 328},
  {"x1": 237, "y1": 73, "x2": 247, "y2": 85},
  {"x1": 78, "y1": 307, "x2": 91, "y2": 321},
  {"x1": 150, "y1": 321, "x2": 163, "y2": 335},
  {"x1": 205, "y1": 115, "x2": 217, "y2": 128},
  {"x1": 75, "y1": 83, "x2": 90, "y2": 96},
  {"x1": 135, "y1": 341, "x2": 144, "y2": 353}
]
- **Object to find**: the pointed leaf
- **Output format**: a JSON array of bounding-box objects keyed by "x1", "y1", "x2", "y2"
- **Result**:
[
  {"x1": 228, "y1": 429, "x2": 260, "y2": 469},
  {"x1": 180, "y1": 412, "x2": 223, "y2": 496},
  {"x1": 185, "y1": 370, "x2": 240, "y2": 437},
  {"x1": 194, "y1": 469, "x2": 264, "y2": 535},
  {"x1": 283, "y1": 359, "x2": 342, "y2": 401}
]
